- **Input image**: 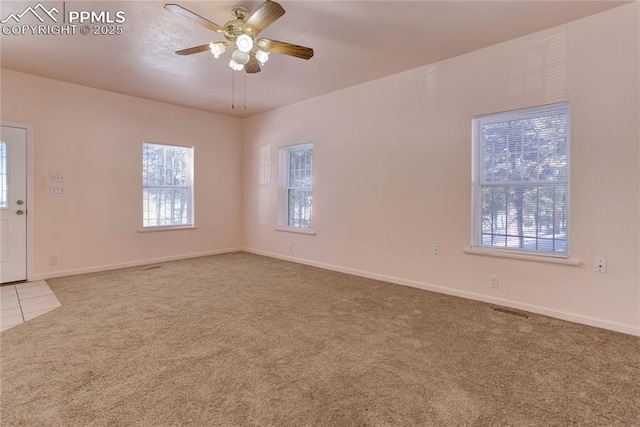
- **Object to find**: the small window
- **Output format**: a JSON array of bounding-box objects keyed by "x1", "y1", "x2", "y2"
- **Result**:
[
  {"x1": 142, "y1": 143, "x2": 194, "y2": 228},
  {"x1": 472, "y1": 103, "x2": 570, "y2": 256},
  {"x1": 279, "y1": 143, "x2": 313, "y2": 230},
  {"x1": 0, "y1": 142, "x2": 7, "y2": 208}
]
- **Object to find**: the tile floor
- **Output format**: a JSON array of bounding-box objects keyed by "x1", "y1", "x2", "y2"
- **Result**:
[{"x1": 1, "y1": 281, "x2": 61, "y2": 332}]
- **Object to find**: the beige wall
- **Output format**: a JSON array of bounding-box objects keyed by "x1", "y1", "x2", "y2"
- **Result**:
[
  {"x1": 1, "y1": 70, "x2": 244, "y2": 278},
  {"x1": 243, "y1": 4, "x2": 640, "y2": 335}
]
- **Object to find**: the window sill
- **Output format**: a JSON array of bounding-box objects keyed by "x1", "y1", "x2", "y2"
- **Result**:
[
  {"x1": 138, "y1": 225, "x2": 199, "y2": 233},
  {"x1": 275, "y1": 227, "x2": 316, "y2": 235},
  {"x1": 463, "y1": 247, "x2": 581, "y2": 266}
]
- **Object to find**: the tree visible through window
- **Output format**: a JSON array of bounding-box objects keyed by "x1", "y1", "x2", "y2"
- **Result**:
[
  {"x1": 142, "y1": 143, "x2": 194, "y2": 228},
  {"x1": 472, "y1": 103, "x2": 570, "y2": 256},
  {"x1": 279, "y1": 144, "x2": 313, "y2": 229}
]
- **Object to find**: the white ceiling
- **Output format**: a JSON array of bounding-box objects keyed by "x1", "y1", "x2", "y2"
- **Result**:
[{"x1": 0, "y1": 1, "x2": 629, "y2": 117}]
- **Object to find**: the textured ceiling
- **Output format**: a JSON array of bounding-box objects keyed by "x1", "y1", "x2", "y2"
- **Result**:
[{"x1": 0, "y1": 1, "x2": 629, "y2": 117}]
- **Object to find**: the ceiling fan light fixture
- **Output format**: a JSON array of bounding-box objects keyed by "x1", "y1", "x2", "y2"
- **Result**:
[
  {"x1": 168, "y1": 1, "x2": 314, "y2": 77},
  {"x1": 210, "y1": 42, "x2": 226, "y2": 59},
  {"x1": 236, "y1": 34, "x2": 254, "y2": 53},
  {"x1": 229, "y1": 59, "x2": 245, "y2": 71},
  {"x1": 255, "y1": 50, "x2": 269, "y2": 66}
]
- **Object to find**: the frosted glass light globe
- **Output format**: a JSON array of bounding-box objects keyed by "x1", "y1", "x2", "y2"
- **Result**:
[
  {"x1": 236, "y1": 34, "x2": 254, "y2": 53},
  {"x1": 255, "y1": 50, "x2": 269, "y2": 65},
  {"x1": 210, "y1": 42, "x2": 226, "y2": 59},
  {"x1": 229, "y1": 60, "x2": 244, "y2": 71},
  {"x1": 231, "y1": 49, "x2": 250, "y2": 65}
]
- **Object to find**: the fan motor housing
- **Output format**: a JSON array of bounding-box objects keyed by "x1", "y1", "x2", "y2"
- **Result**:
[
  {"x1": 223, "y1": 6, "x2": 249, "y2": 40},
  {"x1": 224, "y1": 19, "x2": 244, "y2": 38}
]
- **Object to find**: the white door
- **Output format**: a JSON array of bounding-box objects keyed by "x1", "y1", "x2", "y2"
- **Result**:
[{"x1": 0, "y1": 126, "x2": 27, "y2": 283}]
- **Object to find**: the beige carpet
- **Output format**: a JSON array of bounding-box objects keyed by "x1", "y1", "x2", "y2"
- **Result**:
[{"x1": 1, "y1": 252, "x2": 639, "y2": 426}]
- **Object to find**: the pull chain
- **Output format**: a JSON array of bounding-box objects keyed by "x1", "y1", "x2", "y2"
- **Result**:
[
  {"x1": 242, "y1": 72, "x2": 248, "y2": 110},
  {"x1": 231, "y1": 69, "x2": 235, "y2": 110}
]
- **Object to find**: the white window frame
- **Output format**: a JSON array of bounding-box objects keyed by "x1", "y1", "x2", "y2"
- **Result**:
[
  {"x1": 471, "y1": 102, "x2": 570, "y2": 258},
  {"x1": 142, "y1": 142, "x2": 194, "y2": 229},
  {"x1": 278, "y1": 143, "x2": 314, "y2": 232},
  {"x1": 0, "y1": 141, "x2": 7, "y2": 208}
]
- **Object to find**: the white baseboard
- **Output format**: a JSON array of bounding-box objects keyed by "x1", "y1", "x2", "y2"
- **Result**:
[
  {"x1": 243, "y1": 248, "x2": 640, "y2": 337},
  {"x1": 32, "y1": 248, "x2": 243, "y2": 281}
]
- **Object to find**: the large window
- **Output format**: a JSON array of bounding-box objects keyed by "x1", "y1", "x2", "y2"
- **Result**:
[
  {"x1": 279, "y1": 143, "x2": 313, "y2": 230},
  {"x1": 142, "y1": 143, "x2": 194, "y2": 228},
  {"x1": 472, "y1": 103, "x2": 570, "y2": 256}
]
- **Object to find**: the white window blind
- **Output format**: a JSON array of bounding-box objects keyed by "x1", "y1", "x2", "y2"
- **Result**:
[
  {"x1": 472, "y1": 102, "x2": 570, "y2": 256},
  {"x1": 279, "y1": 144, "x2": 313, "y2": 229},
  {"x1": 142, "y1": 142, "x2": 194, "y2": 228}
]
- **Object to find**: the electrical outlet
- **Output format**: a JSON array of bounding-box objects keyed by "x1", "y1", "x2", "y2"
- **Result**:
[
  {"x1": 50, "y1": 256, "x2": 58, "y2": 265},
  {"x1": 595, "y1": 258, "x2": 606, "y2": 273},
  {"x1": 489, "y1": 275, "x2": 499, "y2": 289},
  {"x1": 50, "y1": 173, "x2": 66, "y2": 182},
  {"x1": 287, "y1": 243, "x2": 292, "y2": 252},
  {"x1": 432, "y1": 243, "x2": 440, "y2": 255},
  {"x1": 50, "y1": 184, "x2": 65, "y2": 194}
]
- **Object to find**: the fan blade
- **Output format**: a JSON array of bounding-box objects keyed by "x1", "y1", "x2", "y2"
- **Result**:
[
  {"x1": 257, "y1": 39, "x2": 314, "y2": 60},
  {"x1": 243, "y1": 0, "x2": 285, "y2": 37},
  {"x1": 245, "y1": 56, "x2": 261, "y2": 74},
  {"x1": 176, "y1": 44, "x2": 211, "y2": 56},
  {"x1": 164, "y1": 4, "x2": 223, "y2": 33}
]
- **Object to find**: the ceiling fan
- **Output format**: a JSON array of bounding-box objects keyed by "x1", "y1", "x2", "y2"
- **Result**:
[{"x1": 165, "y1": 1, "x2": 314, "y2": 74}]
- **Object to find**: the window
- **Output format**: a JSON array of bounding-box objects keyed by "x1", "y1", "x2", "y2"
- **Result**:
[
  {"x1": 0, "y1": 142, "x2": 7, "y2": 208},
  {"x1": 279, "y1": 144, "x2": 313, "y2": 230},
  {"x1": 142, "y1": 143, "x2": 194, "y2": 228},
  {"x1": 472, "y1": 103, "x2": 570, "y2": 256}
]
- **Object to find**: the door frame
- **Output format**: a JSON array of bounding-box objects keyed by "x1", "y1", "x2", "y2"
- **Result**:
[{"x1": 2, "y1": 121, "x2": 34, "y2": 282}]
